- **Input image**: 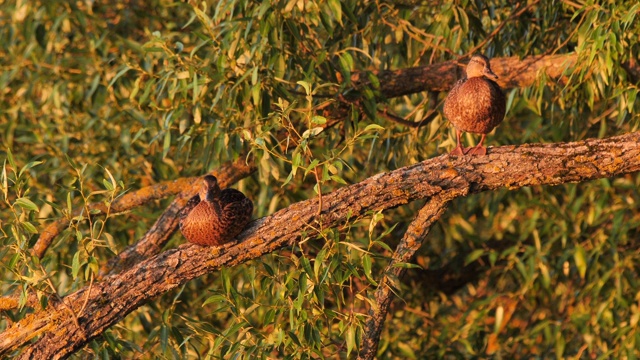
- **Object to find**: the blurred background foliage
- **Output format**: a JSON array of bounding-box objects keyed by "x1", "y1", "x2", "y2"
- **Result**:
[{"x1": 1, "y1": 0, "x2": 640, "y2": 358}]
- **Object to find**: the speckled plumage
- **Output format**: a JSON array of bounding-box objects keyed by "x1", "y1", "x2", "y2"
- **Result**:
[
  {"x1": 444, "y1": 54, "x2": 506, "y2": 155},
  {"x1": 178, "y1": 175, "x2": 253, "y2": 246}
]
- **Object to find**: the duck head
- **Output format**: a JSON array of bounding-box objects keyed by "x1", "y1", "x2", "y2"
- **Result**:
[
  {"x1": 200, "y1": 175, "x2": 221, "y2": 202},
  {"x1": 466, "y1": 54, "x2": 498, "y2": 80}
]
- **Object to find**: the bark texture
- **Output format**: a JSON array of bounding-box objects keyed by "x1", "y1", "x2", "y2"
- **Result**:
[
  {"x1": 358, "y1": 191, "x2": 465, "y2": 360},
  {"x1": 1, "y1": 131, "x2": 639, "y2": 358},
  {"x1": 351, "y1": 54, "x2": 579, "y2": 96},
  {"x1": 30, "y1": 53, "x2": 640, "y2": 260}
]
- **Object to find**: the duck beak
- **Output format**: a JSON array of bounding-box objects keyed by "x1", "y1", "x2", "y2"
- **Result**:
[{"x1": 484, "y1": 67, "x2": 499, "y2": 80}]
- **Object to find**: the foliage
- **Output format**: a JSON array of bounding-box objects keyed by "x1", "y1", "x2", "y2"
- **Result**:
[{"x1": 1, "y1": 0, "x2": 639, "y2": 358}]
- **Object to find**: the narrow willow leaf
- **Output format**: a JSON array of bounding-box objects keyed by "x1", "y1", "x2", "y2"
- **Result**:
[
  {"x1": 574, "y1": 245, "x2": 588, "y2": 279},
  {"x1": 15, "y1": 197, "x2": 39, "y2": 212},
  {"x1": 107, "y1": 66, "x2": 131, "y2": 88},
  {"x1": 18, "y1": 160, "x2": 44, "y2": 178},
  {"x1": 72, "y1": 252, "x2": 81, "y2": 280},
  {"x1": 364, "y1": 124, "x2": 384, "y2": 132}
]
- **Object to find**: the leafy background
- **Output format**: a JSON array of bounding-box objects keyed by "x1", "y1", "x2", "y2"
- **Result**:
[{"x1": 1, "y1": 0, "x2": 639, "y2": 358}]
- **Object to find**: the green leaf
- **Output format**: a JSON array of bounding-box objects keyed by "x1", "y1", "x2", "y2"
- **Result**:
[
  {"x1": 304, "y1": 159, "x2": 320, "y2": 177},
  {"x1": 1, "y1": 160, "x2": 7, "y2": 199},
  {"x1": 327, "y1": 0, "x2": 343, "y2": 25},
  {"x1": 311, "y1": 115, "x2": 326, "y2": 125},
  {"x1": 330, "y1": 175, "x2": 347, "y2": 185},
  {"x1": 346, "y1": 325, "x2": 355, "y2": 357},
  {"x1": 338, "y1": 52, "x2": 354, "y2": 74},
  {"x1": 373, "y1": 240, "x2": 393, "y2": 252},
  {"x1": 364, "y1": 124, "x2": 384, "y2": 132},
  {"x1": 465, "y1": 249, "x2": 485, "y2": 265},
  {"x1": 102, "y1": 179, "x2": 114, "y2": 191},
  {"x1": 301, "y1": 256, "x2": 313, "y2": 278},
  {"x1": 15, "y1": 197, "x2": 39, "y2": 212},
  {"x1": 67, "y1": 193, "x2": 73, "y2": 215},
  {"x1": 107, "y1": 66, "x2": 131, "y2": 88},
  {"x1": 8, "y1": 253, "x2": 20, "y2": 269},
  {"x1": 203, "y1": 295, "x2": 227, "y2": 306},
  {"x1": 397, "y1": 341, "x2": 417, "y2": 359},
  {"x1": 296, "y1": 80, "x2": 311, "y2": 95},
  {"x1": 18, "y1": 161, "x2": 44, "y2": 178},
  {"x1": 21, "y1": 221, "x2": 38, "y2": 234},
  {"x1": 72, "y1": 252, "x2": 81, "y2": 280},
  {"x1": 574, "y1": 245, "x2": 588, "y2": 279},
  {"x1": 162, "y1": 131, "x2": 171, "y2": 159},
  {"x1": 392, "y1": 262, "x2": 422, "y2": 269},
  {"x1": 302, "y1": 127, "x2": 323, "y2": 139},
  {"x1": 292, "y1": 152, "x2": 302, "y2": 176},
  {"x1": 6, "y1": 148, "x2": 16, "y2": 169}
]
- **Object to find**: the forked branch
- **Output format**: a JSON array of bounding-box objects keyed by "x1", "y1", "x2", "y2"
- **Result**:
[
  {"x1": 358, "y1": 189, "x2": 466, "y2": 360},
  {"x1": 1, "y1": 131, "x2": 638, "y2": 358}
]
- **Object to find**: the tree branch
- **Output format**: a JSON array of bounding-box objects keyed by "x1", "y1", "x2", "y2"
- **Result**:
[
  {"x1": 351, "y1": 54, "x2": 579, "y2": 97},
  {"x1": 1, "y1": 131, "x2": 638, "y2": 358},
  {"x1": 358, "y1": 190, "x2": 466, "y2": 360},
  {"x1": 35, "y1": 52, "x2": 635, "y2": 260}
]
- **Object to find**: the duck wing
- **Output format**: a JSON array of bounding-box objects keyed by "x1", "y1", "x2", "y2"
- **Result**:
[
  {"x1": 178, "y1": 194, "x2": 201, "y2": 229},
  {"x1": 443, "y1": 78, "x2": 469, "y2": 123},
  {"x1": 217, "y1": 189, "x2": 254, "y2": 236}
]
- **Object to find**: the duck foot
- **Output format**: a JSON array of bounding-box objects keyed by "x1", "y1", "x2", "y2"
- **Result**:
[
  {"x1": 465, "y1": 145, "x2": 487, "y2": 156},
  {"x1": 449, "y1": 146, "x2": 466, "y2": 156}
]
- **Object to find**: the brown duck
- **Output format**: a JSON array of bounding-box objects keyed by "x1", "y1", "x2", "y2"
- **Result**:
[
  {"x1": 178, "y1": 175, "x2": 253, "y2": 246},
  {"x1": 444, "y1": 54, "x2": 506, "y2": 155}
]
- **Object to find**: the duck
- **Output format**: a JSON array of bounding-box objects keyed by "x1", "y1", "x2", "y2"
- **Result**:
[
  {"x1": 443, "y1": 54, "x2": 506, "y2": 155},
  {"x1": 178, "y1": 175, "x2": 253, "y2": 246}
]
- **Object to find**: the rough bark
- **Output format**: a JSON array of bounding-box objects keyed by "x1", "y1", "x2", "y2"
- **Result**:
[
  {"x1": 31, "y1": 53, "x2": 640, "y2": 260},
  {"x1": 358, "y1": 191, "x2": 465, "y2": 360},
  {"x1": 31, "y1": 52, "x2": 631, "y2": 264},
  {"x1": 352, "y1": 54, "x2": 579, "y2": 97},
  {"x1": 1, "y1": 131, "x2": 638, "y2": 358}
]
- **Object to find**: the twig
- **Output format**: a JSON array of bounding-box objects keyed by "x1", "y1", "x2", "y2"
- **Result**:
[
  {"x1": 464, "y1": 0, "x2": 541, "y2": 59},
  {"x1": 314, "y1": 165, "x2": 323, "y2": 217},
  {"x1": 377, "y1": 107, "x2": 440, "y2": 129},
  {"x1": 34, "y1": 176, "x2": 199, "y2": 258}
]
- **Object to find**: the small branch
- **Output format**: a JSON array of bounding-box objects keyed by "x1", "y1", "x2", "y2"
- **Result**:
[
  {"x1": 358, "y1": 190, "x2": 466, "y2": 360},
  {"x1": 465, "y1": 1, "x2": 541, "y2": 58},
  {"x1": 2, "y1": 131, "x2": 638, "y2": 358},
  {"x1": 34, "y1": 174, "x2": 199, "y2": 258},
  {"x1": 377, "y1": 107, "x2": 439, "y2": 128}
]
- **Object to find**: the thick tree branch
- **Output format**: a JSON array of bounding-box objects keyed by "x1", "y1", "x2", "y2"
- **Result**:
[
  {"x1": 358, "y1": 190, "x2": 466, "y2": 360},
  {"x1": 351, "y1": 54, "x2": 579, "y2": 97},
  {"x1": 35, "y1": 52, "x2": 635, "y2": 260},
  {"x1": 1, "y1": 131, "x2": 638, "y2": 358}
]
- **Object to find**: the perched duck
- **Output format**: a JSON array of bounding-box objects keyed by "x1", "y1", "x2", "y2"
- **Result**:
[
  {"x1": 443, "y1": 54, "x2": 506, "y2": 155},
  {"x1": 178, "y1": 175, "x2": 253, "y2": 246}
]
